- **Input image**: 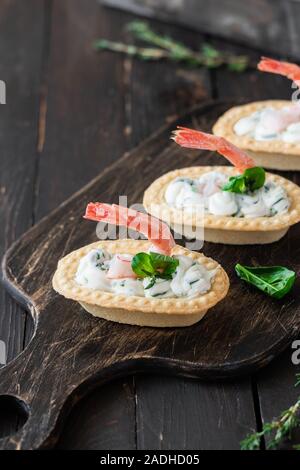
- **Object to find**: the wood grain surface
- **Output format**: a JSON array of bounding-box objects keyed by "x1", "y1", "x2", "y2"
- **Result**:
[{"x1": 0, "y1": 100, "x2": 300, "y2": 449}]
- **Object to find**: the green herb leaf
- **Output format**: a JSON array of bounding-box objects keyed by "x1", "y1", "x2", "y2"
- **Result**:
[
  {"x1": 244, "y1": 167, "x2": 266, "y2": 191},
  {"x1": 235, "y1": 264, "x2": 296, "y2": 299},
  {"x1": 222, "y1": 173, "x2": 246, "y2": 193},
  {"x1": 131, "y1": 252, "x2": 179, "y2": 280},
  {"x1": 93, "y1": 21, "x2": 251, "y2": 72},
  {"x1": 131, "y1": 252, "x2": 156, "y2": 278},
  {"x1": 241, "y1": 375, "x2": 300, "y2": 450},
  {"x1": 223, "y1": 167, "x2": 265, "y2": 194},
  {"x1": 144, "y1": 276, "x2": 156, "y2": 290},
  {"x1": 240, "y1": 431, "x2": 263, "y2": 450},
  {"x1": 201, "y1": 43, "x2": 221, "y2": 59},
  {"x1": 149, "y1": 252, "x2": 179, "y2": 279}
]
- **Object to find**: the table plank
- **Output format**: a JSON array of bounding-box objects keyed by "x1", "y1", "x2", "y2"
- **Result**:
[
  {"x1": 0, "y1": 0, "x2": 45, "y2": 437},
  {"x1": 136, "y1": 376, "x2": 255, "y2": 450},
  {"x1": 256, "y1": 350, "x2": 300, "y2": 450},
  {"x1": 36, "y1": 0, "x2": 137, "y2": 450},
  {"x1": 35, "y1": 1, "x2": 133, "y2": 217},
  {"x1": 57, "y1": 379, "x2": 136, "y2": 450}
]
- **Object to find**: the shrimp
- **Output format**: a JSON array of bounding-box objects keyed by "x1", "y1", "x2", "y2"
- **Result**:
[
  {"x1": 258, "y1": 57, "x2": 300, "y2": 86},
  {"x1": 84, "y1": 203, "x2": 175, "y2": 255},
  {"x1": 257, "y1": 57, "x2": 300, "y2": 132},
  {"x1": 172, "y1": 127, "x2": 255, "y2": 173},
  {"x1": 107, "y1": 254, "x2": 137, "y2": 279}
]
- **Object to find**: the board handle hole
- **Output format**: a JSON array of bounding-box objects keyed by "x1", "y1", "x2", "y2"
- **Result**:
[{"x1": 0, "y1": 395, "x2": 29, "y2": 438}]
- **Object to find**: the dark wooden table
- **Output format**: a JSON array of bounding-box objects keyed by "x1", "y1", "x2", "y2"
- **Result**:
[{"x1": 0, "y1": 0, "x2": 299, "y2": 450}]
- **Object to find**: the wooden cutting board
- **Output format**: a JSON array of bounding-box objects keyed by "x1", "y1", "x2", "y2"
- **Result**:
[{"x1": 1, "y1": 101, "x2": 300, "y2": 450}]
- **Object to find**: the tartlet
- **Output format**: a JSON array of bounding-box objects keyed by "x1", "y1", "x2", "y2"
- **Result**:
[
  {"x1": 143, "y1": 128, "x2": 300, "y2": 245},
  {"x1": 53, "y1": 239, "x2": 229, "y2": 327},
  {"x1": 53, "y1": 204, "x2": 229, "y2": 327},
  {"x1": 213, "y1": 58, "x2": 300, "y2": 171},
  {"x1": 143, "y1": 165, "x2": 300, "y2": 245},
  {"x1": 213, "y1": 100, "x2": 300, "y2": 171}
]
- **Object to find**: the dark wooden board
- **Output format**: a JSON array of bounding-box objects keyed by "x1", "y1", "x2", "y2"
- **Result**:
[{"x1": 1, "y1": 100, "x2": 300, "y2": 449}]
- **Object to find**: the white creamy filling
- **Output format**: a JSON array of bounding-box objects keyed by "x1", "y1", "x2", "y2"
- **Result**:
[
  {"x1": 75, "y1": 249, "x2": 215, "y2": 299},
  {"x1": 233, "y1": 107, "x2": 300, "y2": 143},
  {"x1": 165, "y1": 171, "x2": 290, "y2": 218}
]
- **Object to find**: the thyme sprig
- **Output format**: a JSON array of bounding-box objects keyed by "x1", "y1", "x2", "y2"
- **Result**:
[
  {"x1": 93, "y1": 21, "x2": 250, "y2": 72},
  {"x1": 241, "y1": 374, "x2": 300, "y2": 450}
]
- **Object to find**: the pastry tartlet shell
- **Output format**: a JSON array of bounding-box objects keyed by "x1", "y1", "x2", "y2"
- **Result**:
[
  {"x1": 52, "y1": 240, "x2": 229, "y2": 327},
  {"x1": 143, "y1": 166, "x2": 300, "y2": 245},
  {"x1": 213, "y1": 100, "x2": 300, "y2": 171}
]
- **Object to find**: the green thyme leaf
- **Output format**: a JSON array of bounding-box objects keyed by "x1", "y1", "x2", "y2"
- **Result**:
[
  {"x1": 235, "y1": 264, "x2": 296, "y2": 299},
  {"x1": 223, "y1": 167, "x2": 265, "y2": 194},
  {"x1": 93, "y1": 21, "x2": 251, "y2": 72},
  {"x1": 240, "y1": 431, "x2": 263, "y2": 450},
  {"x1": 227, "y1": 59, "x2": 248, "y2": 72},
  {"x1": 144, "y1": 276, "x2": 156, "y2": 290},
  {"x1": 241, "y1": 375, "x2": 300, "y2": 450},
  {"x1": 201, "y1": 43, "x2": 220, "y2": 59}
]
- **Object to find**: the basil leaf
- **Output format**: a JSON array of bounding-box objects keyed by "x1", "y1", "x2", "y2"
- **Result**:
[
  {"x1": 222, "y1": 174, "x2": 246, "y2": 193},
  {"x1": 235, "y1": 264, "x2": 296, "y2": 299},
  {"x1": 149, "y1": 252, "x2": 179, "y2": 278},
  {"x1": 223, "y1": 167, "x2": 265, "y2": 194},
  {"x1": 244, "y1": 167, "x2": 265, "y2": 191},
  {"x1": 131, "y1": 252, "x2": 155, "y2": 278},
  {"x1": 131, "y1": 252, "x2": 179, "y2": 280}
]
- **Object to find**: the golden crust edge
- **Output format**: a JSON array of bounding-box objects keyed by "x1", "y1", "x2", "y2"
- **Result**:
[
  {"x1": 79, "y1": 302, "x2": 208, "y2": 327},
  {"x1": 52, "y1": 240, "x2": 229, "y2": 315},
  {"x1": 142, "y1": 166, "x2": 300, "y2": 231},
  {"x1": 212, "y1": 100, "x2": 300, "y2": 156}
]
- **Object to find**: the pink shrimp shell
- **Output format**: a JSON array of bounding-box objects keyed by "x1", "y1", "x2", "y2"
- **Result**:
[
  {"x1": 258, "y1": 57, "x2": 300, "y2": 84},
  {"x1": 84, "y1": 203, "x2": 175, "y2": 255},
  {"x1": 172, "y1": 127, "x2": 255, "y2": 173}
]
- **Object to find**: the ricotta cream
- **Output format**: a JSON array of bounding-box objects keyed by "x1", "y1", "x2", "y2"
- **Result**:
[
  {"x1": 165, "y1": 171, "x2": 290, "y2": 218},
  {"x1": 233, "y1": 107, "x2": 300, "y2": 143},
  {"x1": 75, "y1": 248, "x2": 215, "y2": 299}
]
